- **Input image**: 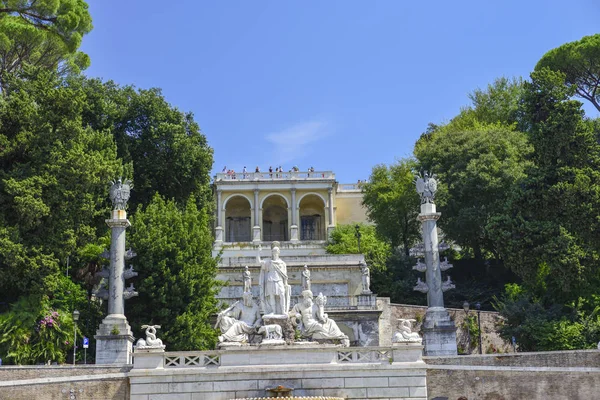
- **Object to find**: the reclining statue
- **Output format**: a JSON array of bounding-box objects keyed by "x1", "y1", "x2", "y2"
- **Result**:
[
  {"x1": 215, "y1": 292, "x2": 261, "y2": 344},
  {"x1": 290, "y1": 290, "x2": 349, "y2": 347}
]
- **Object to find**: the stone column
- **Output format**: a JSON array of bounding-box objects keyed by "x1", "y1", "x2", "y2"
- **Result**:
[
  {"x1": 95, "y1": 180, "x2": 136, "y2": 365},
  {"x1": 327, "y1": 187, "x2": 335, "y2": 238},
  {"x1": 290, "y1": 188, "x2": 299, "y2": 242},
  {"x1": 414, "y1": 174, "x2": 457, "y2": 357},
  {"x1": 253, "y1": 189, "x2": 261, "y2": 244},
  {"x1": 107, "y1": 216, "x2": 130, "y2": 316},
  {"x1": 215, "y1": 190, "x2": 223, "y2": 246}
]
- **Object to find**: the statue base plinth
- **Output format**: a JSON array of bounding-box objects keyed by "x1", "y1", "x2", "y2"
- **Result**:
[
  {"x1": 421, "y1": 307, "x2": 458, "y2": 356},
  {"x1": 95, "y1": 314, "x2": 134, "y2": 365}
]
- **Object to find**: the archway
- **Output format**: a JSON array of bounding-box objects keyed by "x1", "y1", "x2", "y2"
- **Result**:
[
  {"x1": 224, "y1": 195, "x2": 251, "y2": 242},
  {"x1": 299, "y1": 194, "x2": 326, "y2": 241},
  {"x1": 262, "y1": 195, "x2": 289, "y2": 241}
]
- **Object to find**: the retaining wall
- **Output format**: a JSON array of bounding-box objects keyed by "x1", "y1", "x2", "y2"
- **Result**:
[{"x1": 424, "y1": 350, "x2": 600, "y2": 400}]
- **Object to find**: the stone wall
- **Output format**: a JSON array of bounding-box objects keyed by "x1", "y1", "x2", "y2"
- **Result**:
[
  {"x1": 424, "y1": 350, "x2": 600, "y2": 400},
  {"x1": 130, "y1": 345, "x2": 428, "y2": 400},
  {"x1": 0, "y1": 365, "x2": 131, "y2": 400},
  {"x1": 390, "y1": 303, "x2": 511, "y2": 354}
]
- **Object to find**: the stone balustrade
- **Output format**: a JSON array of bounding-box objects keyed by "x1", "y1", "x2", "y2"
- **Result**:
[
  {"x1": 215, "y1": 171, "x2": 335, "y2": 182},
  {"x1": 133, "y1": 344, "x2": 424, "y2": 370}
]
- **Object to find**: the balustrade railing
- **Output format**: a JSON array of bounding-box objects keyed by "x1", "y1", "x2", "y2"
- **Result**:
[
  {"x1": 217, "y1": 294, "x2": 376, "y2": 310},
  {"x1": 160, "y1": 347, "x2": 399, "y2": 369},
  {"x1": 215, "y1": 171, "x2": 335, "y2": 181}
]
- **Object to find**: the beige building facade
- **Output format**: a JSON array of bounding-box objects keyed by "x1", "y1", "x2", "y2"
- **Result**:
[{"x1": 213, "y1": 170, "x2": 368, "y2": 257}]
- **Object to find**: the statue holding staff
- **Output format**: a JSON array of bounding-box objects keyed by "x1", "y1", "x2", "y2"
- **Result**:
[{"x1": 257, "y1": 242, "x2": 291, "y2": 315}]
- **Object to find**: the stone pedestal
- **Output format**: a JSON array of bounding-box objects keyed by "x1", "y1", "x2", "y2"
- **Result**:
[
  {"x1": 290, "y1": 225, "x2": 299, "y2": 243},
  {"x1": 95, "y1": 315, "x2": 134, "y2": 364},
  {"x1": 421, "y1": 307, "x2": 458, "y2": 356},
  {"x1": 252, "y1": 226, "x2": 261, "y2": 244},
  {"x1": 215, "y1": 226, "x2": 224, "y2": 246},
  {"x1": 133, "y1": 347, "x2": 165, "y2": 369}
]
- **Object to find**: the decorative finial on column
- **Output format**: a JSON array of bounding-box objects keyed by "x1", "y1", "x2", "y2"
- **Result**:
[
  {"x1": 415, "y1": 171, "x2": 437, "y2": 204},
  {"x1": 109, "y1": 178, "x2": 133, "y2": 219}
]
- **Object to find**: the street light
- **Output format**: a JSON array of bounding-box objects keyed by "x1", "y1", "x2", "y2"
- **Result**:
[
  {"x1": 475, "y1": 302, "x2": 482, "y2": 355},
  {"x1": 463, "y1": 301, "x2": 470, "y2": 354},
  {"x1": 355, "y1": 224, "x2": 362, "y2": 253},
  {"x1": 72, "y1": 310, "x2": 80, "y2": 366}
]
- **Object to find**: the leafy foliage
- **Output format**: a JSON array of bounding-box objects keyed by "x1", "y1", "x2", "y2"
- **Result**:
[
  {"x1": 0, "y1": 68, "x2": 123, "y2": 302},
  {"x1": 415, "y1": 79, "x2": 532, "y2": 259},
  {"x1": 360, "y1": 159, "x2": 420, "y2": 255},
  {"x1": 0, "y1": 1, "x2": 92, "y2": 89},
  {"x1": 536, "y1": 34, "x2": 600, "y2": 112},
  {"x1": 0, "y1": 276, "x2": 87, "y2": 365},
  {"x1": 489, "y1": 69, "x2": 600, "y2": 304},
  {"x1": 76, "y1": 78, "x2": 214, "y2": 211},
  {"x1": 127, "y1": 195, "x2": 220, "y2": 350}
]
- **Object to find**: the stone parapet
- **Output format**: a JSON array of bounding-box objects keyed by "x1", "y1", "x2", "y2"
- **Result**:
[{"x1": 130, "y1": 344, "x2": 427, "y2": 400}]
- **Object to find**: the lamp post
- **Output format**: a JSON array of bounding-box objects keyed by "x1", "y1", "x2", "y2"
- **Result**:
[
  {"x1": 72, "y1": 310, "x2": 80, "y2": 366},
  {"x1": 462, "y1": 301, "x2": 470, "y2": 354},
  {"x1": 475, "y1": 302, "x2": 482, "y2": 354},
  {"x1": 355, "y1": 224, "x2": 362, "y2": 253}
]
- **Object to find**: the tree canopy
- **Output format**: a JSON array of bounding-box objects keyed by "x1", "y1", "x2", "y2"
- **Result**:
[
  {"x1": 536, "y1": 34, "x2": 600, "y2": 112},
  {"x1": 0, "y1": 1, "x2": 92, "y2": 89},
  {"x1": 360, "y1": 159, "x2": 420, "y2": 255}
]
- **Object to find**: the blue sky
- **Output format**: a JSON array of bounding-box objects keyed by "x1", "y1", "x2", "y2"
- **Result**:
[{"x1": 81, "y1": 1, "x2": 600, "y2": 183}]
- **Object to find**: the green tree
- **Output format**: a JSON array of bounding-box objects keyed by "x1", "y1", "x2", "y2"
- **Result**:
[
  {"x1": 488, "y1": 69, "x2": 600, "y2": 303},
  {"x1": 0, "y1": 68, "x2": 123, "y2": 302},
  {"x1": 75, "y1": 78, "x2": 214, "y2": 211},
  {"x1": 128, "y1": 195, "x2": 220, "y2": 350},
  {"x1": 326, "y1": 223, "x2": 391, "y2": 272},
  {"x1": 0, "y1": 1, "x2": 92, "y2": 90},
  {"x1": 415, "y1": 123, "x2": 532, "y2": 259},
  {"x1": 536, "y1": 34, "x2": 600, "y2": 112},
  {"x1": 360, "y1": 159, "x2": 420, "y2": 255}
]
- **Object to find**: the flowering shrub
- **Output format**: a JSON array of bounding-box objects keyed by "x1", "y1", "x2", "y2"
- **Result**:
[{"x1": 0, "y1": 296, "x2": 78, "y2": 364}]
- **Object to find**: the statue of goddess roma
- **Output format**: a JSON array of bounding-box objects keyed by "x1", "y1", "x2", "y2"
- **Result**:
[{"x1": 257, "y1": 242, "x2": 291, "y2": 316}]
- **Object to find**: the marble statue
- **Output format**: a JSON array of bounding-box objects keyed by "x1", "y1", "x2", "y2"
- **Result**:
[
  {"x1": 413, "y1": 277, "x2": 429, "y2": 293},
  {"x1": 415, "y1": 171, "x2": 437, "y2": 204},
  {"x1": 301, "y1": 265, "x2": 311, "y2": 291},
  {"x1": 257, "y1": 242, "x2": 291, "y2": 315},
  {"x1": 439, "y1": 257, "x2": 453, "y2": 271},
  {"x1": 360, "y1": 261, "x2": 371, "y2": 293},
  {"x1": 412, "y1": 258, "x2": 427, "y2": 273},
  {"x1": 392, "y1": 319, "x2": 422, "y2": 343},
  {"x1": 136, "y1": 325, "x2": 165, "y2": 349},
  {"x1": 109, "y1": 178, "x2": 132, "y2": 210},
  {"x1": 290, "y1": 290, "x2": 349, "y2": 347},
  {"x1": 243, "y1": 266, "x2": 252, "y2": 293},
  {"x1": 257, "y1": 324, "x2": 283, "y2": 341},
  {"x1": 442, "y1": 276, "x2": 455, "y2": 292},
  {"x1": 215, "y1": 292, "x2": 261, "y2": 343}
]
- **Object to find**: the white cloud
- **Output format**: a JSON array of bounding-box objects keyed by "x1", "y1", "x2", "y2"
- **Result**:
[{"x1": 265, "y1": 120, "x2": 331, "y2": 165}]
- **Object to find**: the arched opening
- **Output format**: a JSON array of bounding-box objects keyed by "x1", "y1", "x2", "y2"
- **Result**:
[
  {"x1": 262, "y1": 195, "x2": 288, "y2": 241},
  {"x1": 225, "y1": 196, "x2": 251, "y2": 242},
  {"x1": 299, "y1": 194, "x2": 326, "y2": 241}
]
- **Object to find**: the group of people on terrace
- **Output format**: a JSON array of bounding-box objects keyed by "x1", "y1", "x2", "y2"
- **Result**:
[{"x1": 220, "y1": 165, "x2": 318, "y2": 180}]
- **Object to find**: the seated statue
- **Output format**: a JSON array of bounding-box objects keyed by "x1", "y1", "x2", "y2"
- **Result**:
[
  {"x1": 290, "y1": 290, "x2": 349, "y2": 347},
  {"x1": 215, "y1": 292, "x2": 261, "y2": 344},
  {"x1": 393, "y1": 319, "x2": 422, "y2": 343}
]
